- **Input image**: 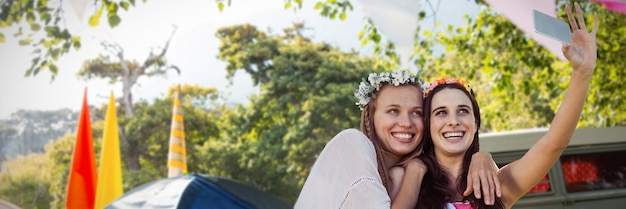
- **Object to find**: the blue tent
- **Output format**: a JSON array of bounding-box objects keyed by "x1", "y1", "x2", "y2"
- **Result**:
[{"x1": 106, "y1": 174, "x2": 292, "y2": 209}]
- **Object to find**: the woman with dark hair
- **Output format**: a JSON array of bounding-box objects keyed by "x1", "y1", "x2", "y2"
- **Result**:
[
  {"x1": 415, "y1": 3, "x2": 598, "y2": 208},
  {"x1": 295, "y1": 70, "x2": 500, "y2": 209}
]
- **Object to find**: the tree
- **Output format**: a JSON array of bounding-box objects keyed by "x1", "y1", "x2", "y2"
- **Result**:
[
  {"x1": 121, "y1": 84, "x2": 222, "y2": 188},
  {"x1": 0, "y1": 138, "x2": 61, "y2": 209},
  {"x1": 78, "y1": 26, "x2": 179, "y2": 116},
  {"x1": 0, "y1": 122, "x2": 17, "y2": 165},
  {"x1": 1, "y1": 0, "x2": 366, "y2": 78},
  {"x1": 76, "y1": 26, "x2": 179, "y2": 170},
  {"x1": 0, "y1": 109, "x2": 77, "y2": 160},
  {"x1": 0, "y1": 0, "x2": 140, "y2": 78},
  {"x1": 45, "y1": 133, "x2": 77, "y2": 209},
  {"x1": 0, "y1": 84, "x2": 224, "y2": 208},
  {"x1": 208, "y1": 22, "x2": 383, "y2": 203},
  {"x1": 416, "y1": 1, "x2": 626, "y2": 131}
]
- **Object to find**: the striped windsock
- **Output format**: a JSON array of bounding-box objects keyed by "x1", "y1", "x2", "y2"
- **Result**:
[{"x1": 167, "y1": 85, "x2": 187, "y2": 177}]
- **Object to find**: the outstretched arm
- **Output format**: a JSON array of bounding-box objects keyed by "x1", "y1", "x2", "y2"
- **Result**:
[{"x1": 499, "y1": 2, "x2": 598, "y2": 206}]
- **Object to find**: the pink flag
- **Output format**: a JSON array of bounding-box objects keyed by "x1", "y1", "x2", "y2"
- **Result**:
[
  {"x1": 485, "y1": 0, "x2": 566, "y2": 60},
  {"x1": 594, "y1": 0, "x2": 626, "y2": 14}
]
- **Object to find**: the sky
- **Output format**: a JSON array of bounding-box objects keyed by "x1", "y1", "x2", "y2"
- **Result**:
[{"x1": 0, "y1": 0, "x2": 480, "y2": 119}]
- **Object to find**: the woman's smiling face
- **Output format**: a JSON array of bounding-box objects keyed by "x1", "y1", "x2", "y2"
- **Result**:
[
  {"x1": 373, "y1": 85, "x2": 424, "y2": 159},
  {"x1": 429, "y1": 88, "x2": 477, "y2": 157}
]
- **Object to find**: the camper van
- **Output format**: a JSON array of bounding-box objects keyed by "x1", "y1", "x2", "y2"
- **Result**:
[{"x1": 480, "y1": 126, "x2": 626, "y2": 209}]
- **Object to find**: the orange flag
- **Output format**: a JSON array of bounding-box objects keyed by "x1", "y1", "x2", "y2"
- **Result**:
[{"x1": 66, "y1": 88, "x2": 97, "y2": 209}]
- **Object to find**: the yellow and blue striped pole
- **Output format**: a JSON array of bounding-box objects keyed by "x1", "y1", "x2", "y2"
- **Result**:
[{"x1": 167, "y1": 85, "x2": 187, "y2": 177}]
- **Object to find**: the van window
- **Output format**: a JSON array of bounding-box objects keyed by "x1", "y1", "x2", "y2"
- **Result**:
[
  {"x1": 560, "y1": 150, "x2": 626, "y2": 193},
  {"x1": 498, "y1": 162, "x2": 551, "y2": 194},
  {"x1": 528, "y1": 175, "x2": 550, "y2": 193}
]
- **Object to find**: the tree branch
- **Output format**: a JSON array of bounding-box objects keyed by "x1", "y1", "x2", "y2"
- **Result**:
[
  {"x1": 101, "y1": 41, "x2": 124, "y2": 59},
  {"x1": 142, "y1": 25, "x2": 178, "y2": 70},
  {"x1": 93, "y1": 68, "x2": 121, "y2": 80},
  {"x1": 144, "y1": 65, "x2": 180, "y2": 76}
]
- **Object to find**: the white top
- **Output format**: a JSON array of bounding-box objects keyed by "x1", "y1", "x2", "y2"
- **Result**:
[{"x1": 294, "y1": 129, "x2": 391, "y2": 209}]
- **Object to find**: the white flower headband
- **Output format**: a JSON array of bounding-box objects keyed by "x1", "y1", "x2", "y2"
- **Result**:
[{"x1": 354, "y1": 70, "x2": 422, "y2": 110}]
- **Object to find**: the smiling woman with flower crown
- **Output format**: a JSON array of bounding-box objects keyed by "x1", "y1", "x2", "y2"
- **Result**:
[
  {"x1": 294, "y1": 70, "x2": 500, "y2": 209},
  {"x1": 410, "y1": 4, "x2": 599, "y2": 209}
]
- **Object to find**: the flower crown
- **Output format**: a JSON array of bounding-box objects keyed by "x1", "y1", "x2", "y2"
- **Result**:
[
  {"x1": 422, "y1": 76, "x2": 473, "y2": 97},
  {"x1": 354, "y1": 70, "x2": 421, "y2": 110}
]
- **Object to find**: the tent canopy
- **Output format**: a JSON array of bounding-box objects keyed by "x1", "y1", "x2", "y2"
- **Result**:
[{"x1": 106, "y1": 174, "x2": 292, "y2": 209}]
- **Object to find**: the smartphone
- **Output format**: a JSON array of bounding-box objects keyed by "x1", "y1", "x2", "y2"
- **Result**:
[{"x1": 532, "y1": 10, "x2": 571, "y2": 45}]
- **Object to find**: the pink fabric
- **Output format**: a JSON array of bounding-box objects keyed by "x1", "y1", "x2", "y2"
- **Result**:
[
  {"x1": 452, "y1": 202, "x2": 473, "y2": 209},
  {"x1": 594, "y1": 0, "x2": 626, "y2": 14},
  {"x1": 484, "y1": 0, "x2": 565, "y2": 60}
]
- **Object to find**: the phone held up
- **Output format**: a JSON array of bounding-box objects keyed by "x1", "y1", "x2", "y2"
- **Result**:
[{"x1": 532, "y1": 10, "x2": 572, "y2": 45}]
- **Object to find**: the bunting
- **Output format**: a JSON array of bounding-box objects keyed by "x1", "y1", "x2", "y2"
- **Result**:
[{"x1": 168, "y1": 85, "x2": 187, "y2": 177}]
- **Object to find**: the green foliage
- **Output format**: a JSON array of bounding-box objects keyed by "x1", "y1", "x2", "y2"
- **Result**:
[
  {"x1": 0, "y1": 0, "x2": 138, "y2": 78},
  {"x1": 0, "y1": 133, "x2": 76, "y2": 209},
  {"x1": 46, "y1": 134, "x2": 79, "y2": 209},
  {"x1": 3, "y1": 1, "x2": 623, "y2": 207},
  {"x1": 418, "y1": 6, "x2": 557, "y2": 131},
  {"x1": 416, "y1": 2, "x2": 626, "y2": 131},
  {"x1": 0, "y1": 122, "x2": 17, "y2": 163},
  {"x1": 117, "y1": 84, "x2": 222, "y2": 188},
  {"x1": 212, "y1": 22, "x2": 384, "y2": 203},
  {"x1": 76, "y1": 53, "x2": 174, "y2": 85},
  {"x1": 571, "y1": 3, "x2": 626, "y2": 127},
  {"x1": 357, "y1": 19, "x2": 401, "y2": 70},
  {"x1": 0, "y1": 109, "x2": 77, "y2": 157},
  {"x1": 215, "y1": 0, "x2": 231, "y2": 12},
  {"x1": 217, "y1": 0, "x2": 353, "y2": 21},
  {"x1": 312, "y1": 0, "x2": 352, "y2": 20},
  {"x1": 284, "y1": 0, "x2": 303, "y2": 11},
  {"x1": 0, "y1": 84, "x2": 223, "y2": 207},
  {"x1": 0, "y1": 153, "x2": 53, "y2": 208},
  {"x1": 77, "y1": 55, "x2": 127, "y2": 84}
]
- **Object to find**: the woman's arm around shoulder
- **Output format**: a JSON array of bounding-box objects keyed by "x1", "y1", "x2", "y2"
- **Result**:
[
  {"x1": 389, "y1": 158, "x2": 427, "y2": 209},
  {"x1": 464, "y1": 152, "x2": 502, "y2": 205}
]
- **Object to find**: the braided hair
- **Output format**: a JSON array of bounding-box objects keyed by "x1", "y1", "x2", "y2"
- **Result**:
[{"x1": 359, "y1": 84, "x2": 424, "y2": 195}]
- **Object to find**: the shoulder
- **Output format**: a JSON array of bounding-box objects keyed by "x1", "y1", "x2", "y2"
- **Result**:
[
  {"x1": 320, "y1": 129, "x2": 379, "y2": 173},
  {"x1": 296, "y1": 129, "x2": 387, "y2": 208},
  {"x1": 327, "y1": 129, "x2": 373, "y2": 151},
  {"x1": 315, "y1": 129, "x2": 378, "y2": 168}
]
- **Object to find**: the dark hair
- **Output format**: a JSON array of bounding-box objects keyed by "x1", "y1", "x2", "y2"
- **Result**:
[
  {"x1": 359, "y1": 84, "x2": 424, "y2": 195},
  {"x1": 417, "y1": 83, "x2": 504, "y2": 209}
]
